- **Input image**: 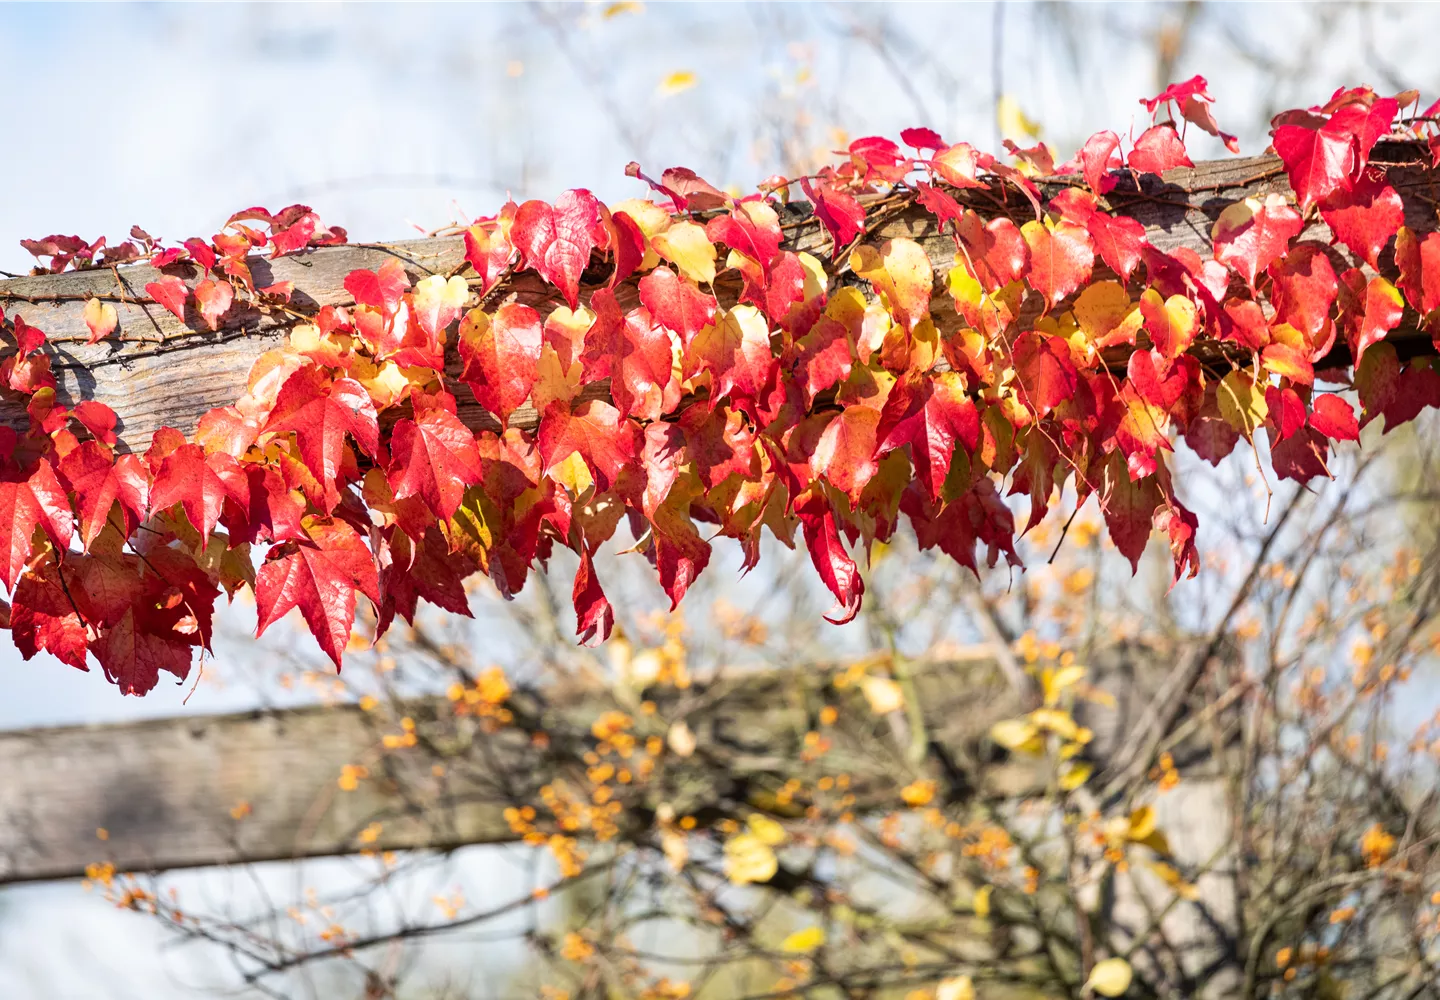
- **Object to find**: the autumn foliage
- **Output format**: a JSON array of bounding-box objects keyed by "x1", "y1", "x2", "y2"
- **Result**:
[{"x1": 3, "y1": 78, "x2": 1440, "y2": 694}]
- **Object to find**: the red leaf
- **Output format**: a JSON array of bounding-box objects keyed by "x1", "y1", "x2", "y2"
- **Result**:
[
  {"x1": 462, "y1": 223, "x2": 514, "y2": 295},
  {"x1": 1268, "y1": 424, "x2": 1330, "y2": 483},
  {"x1": 459, "y1": 303, "x2": 543, "y2": 427},
  {"x1": 1337, "y1": 269, "x2": 1403, "y2": 365},
  {"x1": 1128, "y1": 349, "x2": 1196, "y2": 410},
  {"x1": 1077, "y1": 130, "x2": 1122, "y2": 195},
  {"x1": 1127, "y1": 124, "x2": 1193, "y2": 174},
  {"x1": 801, "y1": 178, "x2": 866, "y2": 258},
  {"x1": 1265, "y1": 385, "x2": 1307, "y2": 440},
  {"x1": 1395, "y1": 227, "x2": 1440, "y2": 318},
  {"x1": 149, "y1": 444, "x2": 250, "y2": 540},
  {"x1": 264, "y1": 367, "x2": 380, "y2": 511},
  {"x1": 571, "y1": 544, "x2": 613, "y2": 646},
  {"x1": 875, "y1": 372, "x2": 979, "y2": 501},
  {"x1": 58, "y1": 441, "x2": 149, "y2": 550},
  {"x1": 1268, "y1": 242, "x2": 1339, "y2": 340},
  {"x1": 605, "y1": 307, "x2": 679, "y2": 421},
  {"x1": 811, "y1": 406, "x2": 880, "y2": 502},
  {"x1": 1309, "y1": 393, "x2": 1359, "y2": 441},
  {"x1": 0, "y1": 459, "x2": 74, "y2": 590},
  {"x1": 11, "y1": 555, "x2": 89, "y2": 671},
  {"x1": 638, "y1": 265, "x2": 717, "y2": 348},
  {"x1": 93, "y1": 607, "x2": 194, "y2": 696},
  {"x1": 706, "y1": 208, "x2": 781, "y2": 270},
  {"x1": 1272, "y1": 106, "x2": 1366, "y2": 210},
  {"x1": 929, "y1": 143, "x2": 988, "y2": 189},
  {"x1": 538, "y1": 399, "x2": 642, "y2": 494},
  {"x1": 791, "y1": 313, "x2": 854, "y2": 407},
  {"x1": 794, "y1": 490, "x2": 864, "y2": 625},
  {"x1": 511, "y1": 189, "x2": 603, "y2": 308},
  {"x1": 193, "y1": 278, "x2": 234, "y2": 332},
  {"x1": 1212, "y1": 193, "x2": 1304, "y2": 291},
  {"x1": 901, "y1": 126, "x2": 945, "y2": 150},
  {"x1": 256, "y1": 518, "x2": 380, "y2": 669},
  {"x1": 955, "y1": 212, "x2": 1029, "y2": 291},
  {"x1": 605, "y1": 208, "x2": 645, "y2": 287},
  {"x1": 12, "y1": 315, "x2": 45, "y2": 355},
  {"x1": 1099, "y1": 452, "x2": 1162, "y2": 572},
  {"x1": 1012, "y1": 331, "x2": 1078, "y2": 418},
  {"x1": 1320, "y1": 171, "x2": 1403, "y2": 269},
  {"x1": 387, "y1": 403, "x2": 483, "y2": 520},
  {"x1": 649, "y1": 498, "x2": 711, "y2": 610},
  {"x1": 345, "y1": 259, "x2": 409, "y2": 315},
  {"x1": 1021, "y1": 220, "x2": 1094, "y2": 308},
  {"x1": 145, "y1": 275, "x2": 189, "y2": 321},
  {"x1": 376, "y1": 527, "x2": 474, "y2": 636},
  {"x1": 689, "y1": 305, "x2": 776, "y2": 406}
]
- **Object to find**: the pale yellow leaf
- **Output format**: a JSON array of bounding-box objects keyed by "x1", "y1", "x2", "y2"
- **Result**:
[
  {"x1": 667, "y1": 719, "x2": 696, "y2": 758},
  {"x1": 937, "y1": 975, "x2": 975, "y2": 1000},
  {"x1": 651, "y1": 220, "x2": 716, "y2": 284},
  {"x1": 990, "y1": 718, "x2": 1040, "y2": 752},
  {"x1": 1087, "y1": 957, "x2": 1133, "y2": 997},
  {"x1": 862, "y1": 675, "x2": 905, "y2": 715},
  {"x1": 723, "y1": 832, "x2": 777, "y2": 885},
  {"x1": 747, "y1": 813, "x2": 786, "y2": 846},
  {"x1": 997, "y1": 94, "x2": 1042, "y2": 139}
]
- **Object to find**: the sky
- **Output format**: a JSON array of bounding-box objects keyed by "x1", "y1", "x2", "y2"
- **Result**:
[{"x1": 4, "y1": 1, "x2": 1440, "y2": 996}]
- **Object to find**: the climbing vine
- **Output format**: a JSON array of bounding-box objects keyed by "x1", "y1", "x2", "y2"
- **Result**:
[{"x1": 2, "y1": 77, "x2": 1439, "y2": 695}]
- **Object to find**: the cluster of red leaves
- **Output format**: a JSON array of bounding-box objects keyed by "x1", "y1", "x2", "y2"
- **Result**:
[{"x1": 5, "y1": 77, "x2": 1440, "y2": 695}]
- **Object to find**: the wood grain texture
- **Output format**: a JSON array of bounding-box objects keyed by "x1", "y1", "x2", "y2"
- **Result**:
[
  {"x1": 1, "y1": 145, "x2": 1435, "y2": 452},
  {"x1": 0, "y1": 650, "x2": 1030, "y2": 885}
]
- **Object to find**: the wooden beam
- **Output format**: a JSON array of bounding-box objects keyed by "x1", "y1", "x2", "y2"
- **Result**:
[
  {"x1": 3, "y1": 146, "x2": 1433, "y2": 452},
  {"x1": 0, "y1": 649, "x2": 1029, "y2": 885}
]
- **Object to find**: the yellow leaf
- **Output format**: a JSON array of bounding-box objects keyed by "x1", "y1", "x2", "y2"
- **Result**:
[
  {"x1": 1042, "y1": 663, "x2": 1087, "y2": 705},
  {"x1": 990, "y1": 718, "x2": 1040, "y2": 752},
  {"x1": 658, "y1": 70, "x2": 697, "y2": 96},
  {"x1": 1127, "y1": 805, "x2": 1157, "y2": 842},
  {"x1": 997, "y1": 94, "x2": 1042, "y2": 139},
  {"x1": 1148, "y1": 860, "x2": 1200, "y2": 901},
  {"x1": 1030, "y1": 707, "x2": 1079, "y2": 740},
  {"x1": 651, "y1": 220, "x2": 717, "y2": 284},
  {"x1": 1059, "y1": 761, "x2": 1093, "y2": 791},
  {"x1": 747, "y1": 813, "x2": 786, "y2": 846},
  {"x1": 848, "y1": 238, "x2": 934, "y2": 333},
  {"x1": 550, "y1": 451, "x2": 595, "y2": 497},
  {"x1": 603, "y1": 0, "x2": 643, "y2": 17},
  {"x1": 1086, "y1": 957, "x2": 1133, "y2": 997},
  {"x1": 780, "y1": 925, "x2": 825, "y2": 953},
  {"x1": 862, "y1": 675, "x2": 905, "y2": 715},
  {"x1": 1218, "y1": 370, "x2": 1268, "y2": 439},
  {"x1": 1073, "y1": 281, "x2": 1133, "y2": 345},
  {"x1": 724, "y1": 832, "x2": 777, "y2": 884},
  {"x1": 532, "y1": 343, "x2": 582, "y2": 411},
  {"x1": 937, "y1": 975, "x2": 976, "y2": 1000},
  {"x1": 972, "y1": 884, "x2": 992, "y2": 918}
]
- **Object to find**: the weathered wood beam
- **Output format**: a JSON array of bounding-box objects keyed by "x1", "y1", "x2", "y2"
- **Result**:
[
  {"x1": 0, "y1": 650, "x2": 1029, "y2": 885},
  {"x1": 2, "y1": 145, "x2": 1435, "y2": 452}
]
